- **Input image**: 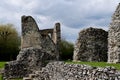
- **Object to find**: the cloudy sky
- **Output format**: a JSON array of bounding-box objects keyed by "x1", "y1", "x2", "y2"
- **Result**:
[{"x1": 0, "y1": 0, "x2": 119, "y2": 43}]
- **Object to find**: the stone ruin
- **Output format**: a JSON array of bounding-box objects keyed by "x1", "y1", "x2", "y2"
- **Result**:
[
  {"x1": 73, "y1": 27, "x2": 108, "y2": 62},
  {"x1": 73, "y1": 3, "x2": 120, "y2": 63},
  {"x1": 21, "y1": 16, "x2": 61, "y2": 59},
  {"x1": 33, "y1": 61, "x2": 120, "y2": 80},
  {"x1": 2, "y1": 3, "x2": 120, "y2": 80},
  {"x1": 108, "y1": 3, "x2": 120, "y2": 63},
  {"x1": 3, "y1": 15, "x2": 61, "y2": 79}
]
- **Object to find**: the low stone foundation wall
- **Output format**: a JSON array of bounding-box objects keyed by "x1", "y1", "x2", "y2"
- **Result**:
[
  {"x1": 4, "y1": 61, "x2": 30, "y2": 79},
  {"x1": 33, "y1": 61, "x2": 120, "y2": 80},
  {"x1": 3, "y1": 47, "x2": 57, "y2": 79}
]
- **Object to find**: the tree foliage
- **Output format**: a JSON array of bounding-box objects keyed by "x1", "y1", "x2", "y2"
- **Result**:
[
  {"x1": 60, "y1": 39, "x2": 74, "y2": 60},
  {"x1": 0, "y1": 24, "x2": 20, "y2": 61}
]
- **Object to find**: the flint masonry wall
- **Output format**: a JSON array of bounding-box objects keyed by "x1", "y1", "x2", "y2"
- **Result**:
[
  {"x1": 73, "y1": 27, "x2": 108, "y2": 62},
  {"x1": 21, "y1": 16, "x2": 61, "y2": 58},
  {"x1": 4, "y1": 47, "x2": 57, "y2": 79},
  {"x1": 108, "y1": 3, "x2": 120, "y2": 63},
  {"x1": 3, "y1": 16, "x2": 61, "y2": 79},
  {"x1": 33, "y1": 61, "x2": 120, "y2": 80}
]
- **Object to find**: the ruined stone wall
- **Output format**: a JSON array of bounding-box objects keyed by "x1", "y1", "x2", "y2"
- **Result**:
[
  {"x1": 21, "y1": 16, "x2": 41, "y2": 49},
  {"x1": 108, "y1": 3, "x2": 120, "y2": 63},
  {"x1": 33, "y1": 61, "x2": 120, "y2": 80},
  {"x1": 21, "y1": 16, "x2": 61, "y2": 60},
  {"x1": 40, "y1": 23, "x2": 61, "y2": 59},
  {"x1": 3, "y1": 47, "x2": 57, "y2": 79},
  {"x1": 3, "y1": 16, "x2": 61, "y2": 79},
  {"x1": 73, "y1": 27, "x2": 108, "y2": 62}
]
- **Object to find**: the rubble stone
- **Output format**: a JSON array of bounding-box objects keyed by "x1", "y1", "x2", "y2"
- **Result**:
[
  {"x1": 33, "y1": 61, "x2": 120, "y2": 80},
  {"x1": 4, "y1": 47, "x2": 56, "y2": 79}
]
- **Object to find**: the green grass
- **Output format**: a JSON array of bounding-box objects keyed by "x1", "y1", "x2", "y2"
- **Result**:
[
  {"x1": 0, "y1": 62, "x2": 6, "y2": 80},
  {"x1": 0, "y1": 61, "x2": 120, "y2": 79},
  {"x1": 66, "y1": 61, "x2": 120, "y2": 70},
  {"x1": 0, "y1": 62, "x2": 6, "y2": 79},
  {"x1": 0, "y1": 75, "x2": 2, "y2": 80},
  {"x1": 0, "y1": 62, "x2": 6, "y2": 69}
]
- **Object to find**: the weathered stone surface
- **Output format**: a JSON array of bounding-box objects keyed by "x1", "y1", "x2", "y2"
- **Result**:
[
  {"x1": 21, "y1": 16, "x2": 60, "y2": 59},
  {"x1": 4, "y1": 61, "x2": 29, "y2": 79},
  {"x1": 33, "y1": 61, "x2": 120, "y2": 80},
  {"x1": 3, "y1": 15, "x2": 61, "y2": 79},
  {"x1": 108, "y1": 3, "x2": 120, "y2": 63},
  {"x1": 17, "y1": 47, "x2": 57, "y2": 69},
  {"x1": 3, "y1": 47, "x2": 56, "y2": 79},
  {"x1": 73, "y1": 27, "x2": 108, "y2": 62},
  {"x1": 52, "y1": 23, "x2": 61, "y2": 59}
]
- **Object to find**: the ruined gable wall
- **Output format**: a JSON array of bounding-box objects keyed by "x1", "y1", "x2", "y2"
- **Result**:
[{"x1": 21, "y1": 16, "x2": 42, "y2": 49}]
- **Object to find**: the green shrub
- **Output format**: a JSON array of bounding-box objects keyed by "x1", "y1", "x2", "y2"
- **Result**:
[
  {"x1": 60, "y1": 39, "x2": 74, "y2": 60},
  {"x1": 0, "y1": 24, "x2": 20, "y2": 61}
]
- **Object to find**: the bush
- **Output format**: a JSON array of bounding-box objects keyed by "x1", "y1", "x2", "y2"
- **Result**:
[
  {"x1": 60, "y1": 39, "x2": 74, "y2": 60},
  {"x1": 0, "y1": 24, "x2": 20, "y2": 61}
]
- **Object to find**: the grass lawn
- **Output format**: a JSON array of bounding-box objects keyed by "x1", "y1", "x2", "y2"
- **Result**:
[
  {"x1": 0, "y1": 75, "x2": 2, "y2": 80},
  {"x1": 0, "y1": 62, "x2": 6, "y2": 69},
  {"x1": 66, "y1": 61, "x2": 120, "y2": 70},
  {"x1": 0, "y1": 62, "x2": 6, "y2": 80}
]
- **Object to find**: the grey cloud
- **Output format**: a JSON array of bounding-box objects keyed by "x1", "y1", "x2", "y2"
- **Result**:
[
  {"x1": 0, "y1": 0, "x2": 119, "y2": 42},
  {"x1": 33, "y1": 0, "x2": 119, "y2": 29}
]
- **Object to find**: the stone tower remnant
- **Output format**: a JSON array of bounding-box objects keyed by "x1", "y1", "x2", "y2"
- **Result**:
[
  {"x1": 73, "y1": 27, "x2": 108, "y2": 62},
  {"x1": 108, "y1": 3, "x2": 120, "y2": 63},
  {"x1": 3, "y1": 15, "x2": 61, "y2": 79}
]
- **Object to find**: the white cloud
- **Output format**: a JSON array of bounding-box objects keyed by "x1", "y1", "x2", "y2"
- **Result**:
[{"x1": 0, "y1": 0, "x2": 119, "y2": 42}]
